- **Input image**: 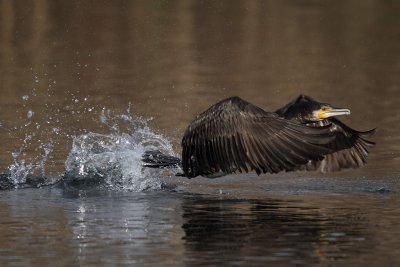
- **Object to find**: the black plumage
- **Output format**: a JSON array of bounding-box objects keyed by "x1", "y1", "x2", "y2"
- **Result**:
[
  {"x1": 275, "y1": 95, "x2": 376, "y2": 172},
  {"x1": 143, "y1": 95, "x2": 375, "y2": 178},
  {"x1": 181, "y1": 96, "x2": 336, "y2": 177}
]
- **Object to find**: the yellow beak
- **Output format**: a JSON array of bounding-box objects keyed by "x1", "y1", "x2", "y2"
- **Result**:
[{"x1": 318, "y1": 107, "x2": 351, "y2": 119}]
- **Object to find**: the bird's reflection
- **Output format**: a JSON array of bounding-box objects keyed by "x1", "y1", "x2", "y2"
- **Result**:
[{"x1": 182, "y1": 197, "x2": 370, "y2": 266}]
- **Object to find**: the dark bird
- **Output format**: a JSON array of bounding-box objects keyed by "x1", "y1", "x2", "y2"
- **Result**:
[
  {"x1": 275, "y1": 94, "x2": 376, "y2": 172},
  {"x1": 142, "y1": 96, "x2": 375, "y2": 178}
]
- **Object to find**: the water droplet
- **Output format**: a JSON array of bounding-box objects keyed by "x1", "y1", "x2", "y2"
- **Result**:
[
  {"x1": 22, "y1": 95, "x2": 29, "y2": 101},
  {"x1": 52, "y1": 127, "x2": 60, "y2": 134},
  {"x1": 27, "y1": 110, "x2": 34, "y2": 118}
]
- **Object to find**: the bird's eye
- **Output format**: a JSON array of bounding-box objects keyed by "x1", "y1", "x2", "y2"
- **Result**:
[{"x1": 321, "y1": 107, "x2": 327, "y2": 111}]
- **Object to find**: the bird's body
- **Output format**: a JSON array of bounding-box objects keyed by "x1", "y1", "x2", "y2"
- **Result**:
[
  {"x1": 275, "y1": 95, "x2": 375, "y2": 172},
  {"x1": 181, "y1": 96, "x2": 334, "y2": 177},
  {"x1": 142, "y1": 95, "x2": 375, "y2": 178}
]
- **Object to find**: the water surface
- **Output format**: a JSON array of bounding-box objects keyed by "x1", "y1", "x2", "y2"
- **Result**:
[{"x1": 0, "y1": 1, "x2": 399, "y2": 266}]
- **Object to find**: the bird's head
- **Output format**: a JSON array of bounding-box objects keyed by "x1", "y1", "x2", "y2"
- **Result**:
[{"x1": 281, "y1": 95, "x2": 351, "y2": 122}]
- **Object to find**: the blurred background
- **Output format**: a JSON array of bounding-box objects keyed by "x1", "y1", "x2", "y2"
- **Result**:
[
  {"x1": 1, "y1": 0, "x2": 399, "y2": 176},
  {"x1": 1, "y1": 1, "x2": 400, "y2": 267}
]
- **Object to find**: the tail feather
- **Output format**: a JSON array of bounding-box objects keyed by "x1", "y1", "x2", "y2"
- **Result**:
[{"x1": 142, "y1": 150, "x2": 181, "y2": 168}]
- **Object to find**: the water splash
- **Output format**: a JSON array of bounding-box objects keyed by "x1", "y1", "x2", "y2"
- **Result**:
[
  {"x1": 7, "y1": 137, "x2": 54, "y2": 188},
  {"x1": 63, "y1": 108, "x2": 178, "y2": 191},
  {"x1": 3, "y1": 86, "x2": 177, "y2": 191},
  {"x1": 5, "y1": 96, "x2": 55, "y2": 188}
]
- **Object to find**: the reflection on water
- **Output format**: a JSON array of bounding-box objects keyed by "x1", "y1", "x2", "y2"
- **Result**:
[
  {"x1": 182, "y1": 198, "x2": 369, "y2": 266},
  {"x1": 0, "y1": 0, "x2": 400, "y2": 266},
  {"x1": 0, "y1": 189, "x2": 186, "y2": 267},
  {"x1": 0, "y1": 189, "x2": 399, "y2": 267}
]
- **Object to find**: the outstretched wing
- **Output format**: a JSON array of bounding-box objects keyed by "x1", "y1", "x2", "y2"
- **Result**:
[
  {"x1": 181, "y1": 97, "x2": 334, "y2": 177},
  {"x1": 301, "y1": 118, "x2": 376, "y2": 172}
]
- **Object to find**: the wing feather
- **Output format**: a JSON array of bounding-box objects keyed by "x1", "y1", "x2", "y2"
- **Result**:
[
  {"x1": 181, "y1": 97, "x2": 334, "y2": 177},
  {"x1": 302, "y1": 118, "x2": 376, "y2": 172}
]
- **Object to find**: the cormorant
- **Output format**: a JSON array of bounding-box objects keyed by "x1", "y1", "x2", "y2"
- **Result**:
[
  {"x1": 142, "y1": 95, "x2": 375, "y2": 178},
  {"x1": 275, "y1": 94, "x2": 375, "y2": 172}
]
